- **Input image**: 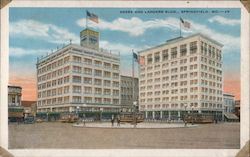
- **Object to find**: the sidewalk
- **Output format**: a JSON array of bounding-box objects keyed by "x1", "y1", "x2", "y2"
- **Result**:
[{"x1": 73, "y1": 122, "x2": 198, "y2": 129}]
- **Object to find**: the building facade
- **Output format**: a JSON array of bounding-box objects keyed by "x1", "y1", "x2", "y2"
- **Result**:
[
  {"x1": 22, "y1": 101, "x2": 37, "y2": 117},
  {"x1": 8, "y1": 85, "x2": 24, "y2": 121},
  {"x1": 8, "y1": 85, "x2": 22, "y2": 107},
  {"x1": 223, "y1": 93, "x2": 235, "y2": 113},
  {"x1": 138, "y1": 34, "x2": 223, "y2": 120},
  {"x1": 235, "y1": 100, "x2": 240, "y2": 119},
  {"x1": 120, "y1": 75, "x2": 139, "y2": 111},
  {"x1": 36, "y1": 28, "x2": 121, "y2": 113}
]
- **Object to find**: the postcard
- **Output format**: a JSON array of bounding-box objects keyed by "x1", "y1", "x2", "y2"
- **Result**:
[{"x1": 0, "y1": 0, "x2": 249, "y2": 157}]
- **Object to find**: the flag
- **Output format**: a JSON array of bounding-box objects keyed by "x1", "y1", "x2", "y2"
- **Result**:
[
  {"x1": 87, "y1": 11, "x2": 99, "y2": 23},
  {"x1": 139, "y1": 56, "x2": 145, "y2": 65},
  {"x1": 180, "y1": 17, "x2": 191, "y2": 29},
  {"x1": 133, "y1": 52, "x2": 138, "y2": 61}
]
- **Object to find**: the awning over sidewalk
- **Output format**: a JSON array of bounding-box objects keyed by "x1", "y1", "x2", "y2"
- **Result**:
[{"x1": 224, "y1": 113, "x2": 239, "y2": 120}]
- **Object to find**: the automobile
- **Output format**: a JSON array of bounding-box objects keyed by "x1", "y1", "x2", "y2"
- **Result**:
[
  {"x1": 24, "y1": 116, "x2": 35, "y2": 124},
  {"x1": 36, "y1": 118, "x2": 43, "y2": 123}
]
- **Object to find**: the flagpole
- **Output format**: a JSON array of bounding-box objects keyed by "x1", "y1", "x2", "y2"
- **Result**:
[
  {"x1": 179, "y1": 17, "x2": 182, "y2": 37},
  {"x1": 86, "y1": 11, "x2": 88, "y2": 29},
  {"x1": 132, "y1": 50, "x2": 135, "y2": 113},
  {"x1": 132, "y1": 49, "x2": 137, "y2": 127}
]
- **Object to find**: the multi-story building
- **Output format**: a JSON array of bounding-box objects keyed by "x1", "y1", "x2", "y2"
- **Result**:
[
  {"x1": 120, "y1": 75, "x2": 139, "y2": 111},
  {"x1": 8, "y1": 85, "x2": 24, "y2": 121},
  {"x1": 36, "y1": 28, "x2": 120, "y2": 113},
  {"x1": 223, "y1": 93, "x2": 235, "y2": 113},
  {"x1": 8, "y1": 85, "x2": 22, "y2": 107},
  {"x1": 22, "y1": 101, "x2": 37, "y2": 117},
  {"x1": 138, "y1": 34, "x2": 223, "y2": 120},
  {"x1": 235, "y1": 100, "x2": 240, "y2": 119}
]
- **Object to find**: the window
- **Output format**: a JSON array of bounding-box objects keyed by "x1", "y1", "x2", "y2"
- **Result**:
[
  {"x1": 73, "y1": 56, "x2": 81, "y2": 63},
  {"x1": 162, "y1": 49, "x2": 168, "y2": 61},
  {"x1": 147, "y1": 54, "x2": 153, "y2": 64},
  {"x1": 84, "y1": 58, "x2": 92, "y2": 65},
  {"x1": 154, "y1": 52, "x2": 160, "y2": 63},
  {"x1": 94, "y1": 70, "x2": 102, "y2": 77},
  {"x1": 104, "y1": 71, "x2": 111, "y2": 78},
  {"x1": 190, "y1": 41, "x2": 197, "y2": 54},
  {"x1": 84, "y1": 87, "x2": 92, "y2": 94},
  {"x1": 58, "y1": 59, "x2": 63, "y2": 66},
  {"x1": 84, "y1": 68, "x2": 92, "y2": 75},
  {"x1": 64, "y1": 86, "x2": 69, "y2": 93},
  {"x1": 171, "y1": 47, "x2": 177, "y2": 59},
  {"x1": 94, "y1": 60, "x2": 102, "y2": 67},
  {"x1": 180, "y1": 59, "x2": 187, "y2": 64},
  {"x1": 113, "y1": 90, "x2": 119, "y2": 96},
  {"x1": 113, "y1": 73, "x2": 119, "y2": 79},
  {"x1": 73, "y1": 66, "x2": 81, "y2": 73},
  {"x1": 64, "y1": 76, "x2": 70, "y2": 83},
  {"x1": 64, "y1": 66, "x2": 70, "y2": 74},
  {"x1": 95, "y1": 98, "x2": 102, "y2": 103},
  {"x1": 104, "y1": 62, "x2": 111, "y2": 69},
  {"x1": 95, "y1": 88, "x2": 102, "y2": 95},
  {"x1": 57, "y1": 69, "x2": 63, "y2": 76},
  {"x1": 180, "y1": 44, "x2": 187, "y2": 57},
  {"x1": 73, "y1": 76, "x2": 81, "y2": 83},
  {"x1": 64, "y1": 56, "x2": 70, "y2": 64},
  {"x1": 73, "y1": 86, "x2": 81, "y2": 93},
  {"x1": 113, "y1": 81, "x2": 119, "y2": 87},
  {"x1": 73, "y1": 96, "x2": 81, "y2": 103},
  {"x1": 104, "y1": 80, "x2": 111, "y2": 87},
  {"x1": 104, "y1": 89, "x2": 111, "y2": 95},
  {"x1": 84, "y1": 77, "x2": 92, "y2": 84},
  {"x1": 94, "y1": 79, "x2": 102, "y2": 85},
  {"x1": 57, "y1": 78, "x2": 63, "y2": 85},
  {"x1": 58, "y1": 88, "x2": 63, "y2": 95},
  {"x1": 113, "y1": 64, "x2": 119, "y2": 70}
]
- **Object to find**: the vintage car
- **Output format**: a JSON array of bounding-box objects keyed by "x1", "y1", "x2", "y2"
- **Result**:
[{"x1": 119, "y1": 112, "x2": 144, "y2": 124}]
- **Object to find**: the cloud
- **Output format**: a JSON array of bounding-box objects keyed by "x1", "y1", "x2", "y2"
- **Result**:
[
  {"x1": 10, "y1": 47, "x2": 50, "y2": 57},
  {"x1": 77, "y1": 17, "x2": 186, "y2": 37},
  {"x1": 208, "y1": 16, "x2": 240, "y2": 26},
  {"x1": 186, "y1": 20, "x2": 240, "y2": 52},
  {"x1": 99, "y1": 40, "x2": 150, "y2": 55},
  {"x1": 10, "y1": 19, "x2": 79, "y2": 44},
  {"x1": 77, "y1": 17, "x2": 239, "y2": 53}
]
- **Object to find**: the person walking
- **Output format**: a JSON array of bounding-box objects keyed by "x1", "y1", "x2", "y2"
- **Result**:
[
  {"x1": 111, "y1": 114, "x2": 114, "y2": 127},
  {"x1": 117, "y1": 115, "x2": 120, "y2": 126}
]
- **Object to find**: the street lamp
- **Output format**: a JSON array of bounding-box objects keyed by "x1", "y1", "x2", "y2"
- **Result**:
[
  {"x1": 82, "y1": 104, "x2": 87, "y2": 126},
  {"x1": 191, "y1": 105, "x2": 194, "y2": 125},
  {"x1": 100, "y1": 108, "x2": 103, "y2": 122},
  {"x1": 76, "y1": 105, "x2": 80, "y2": 124},
  {"x1": 184, "y1": 104, "x2": 187, "y2": 127},
  {"x1": 133, "y1": 101, "x2": 137, "y2": 128}
]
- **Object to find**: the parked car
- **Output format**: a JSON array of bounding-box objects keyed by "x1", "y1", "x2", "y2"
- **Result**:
[{"x1": 24, "y1": 116, "x2": 35, "y2": 124}]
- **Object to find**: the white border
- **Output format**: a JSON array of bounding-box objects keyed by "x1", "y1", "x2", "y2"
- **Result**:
[{"x1": 1, "y1": 1, "x2": 249, "y2": 157}]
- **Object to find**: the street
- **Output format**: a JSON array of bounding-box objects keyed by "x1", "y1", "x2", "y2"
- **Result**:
[{"x1": 9, "y1": 122, "x2": 240, "y2": 149}]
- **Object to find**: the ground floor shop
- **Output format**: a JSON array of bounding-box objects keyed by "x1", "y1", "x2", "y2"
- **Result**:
[{"x1": 143, "y1": 110, "x2": 223, "y2": 121}]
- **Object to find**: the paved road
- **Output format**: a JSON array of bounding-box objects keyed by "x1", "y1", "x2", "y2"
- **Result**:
[{"x1": 9, "y1": 122, "x2": 240, "y2": 149}]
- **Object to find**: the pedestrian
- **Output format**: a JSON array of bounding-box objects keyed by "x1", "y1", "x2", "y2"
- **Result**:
[
  {"x1": 111, "y1": 114, "x2": 114, "y2": 127},
  {"x1": 117, "y1": 115, "x2": 120, "y2": 126},
  {"x1": 82, "y1": 114, "x2": 86, "y2": 126}
]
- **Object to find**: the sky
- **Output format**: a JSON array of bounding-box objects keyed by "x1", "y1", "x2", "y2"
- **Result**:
[{"x1": 9, "y1": 8, "x2": 241, "y2": 101}]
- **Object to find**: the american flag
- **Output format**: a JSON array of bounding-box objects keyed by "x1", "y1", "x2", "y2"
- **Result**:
[
  {"x1": 87, "y1": 11, "x2": 99, "y2": 23},
  {"x1": 139, "y1": 56, "x2": 145, "y2": 65},
  {"x1": 180, "y1": 17, "x2": 191, "y2": 29}
]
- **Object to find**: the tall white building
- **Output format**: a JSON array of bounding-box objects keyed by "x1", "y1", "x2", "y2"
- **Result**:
[
  {"x1": 120, "y1": 75, "x2": 139, "y2": 111},
  {"x1": 223, "y1": 93, "x2": 235, "y2": 113},
  {"x1": 138, "y1": 34, "x2": 223, "y2": 120},
  {"x1": 36, "y1": 28, "x2": 120, "y2": 113}
]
